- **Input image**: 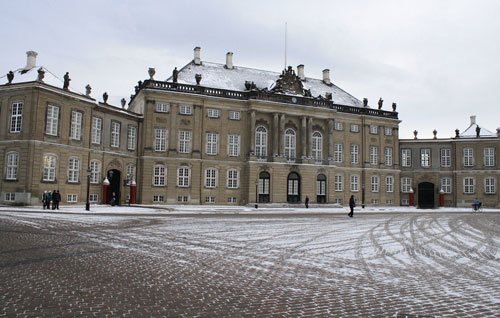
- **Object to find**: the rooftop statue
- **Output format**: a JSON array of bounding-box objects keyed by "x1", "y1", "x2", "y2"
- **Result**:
[
  {"x1": 363, "y1": 98, "x2": 368, "y2": 107},
  {"x1": 172, "y1": 67, "x2": 178, "y2": 83},
  {"x1": 378, "y1": 97, "x2": 383, "y2": 109},
  {"x1": 273, "y1": 66, "x2": 305, "y2": 95},
  {"x1": 392, "y1": 102, "x2": 397, "y2": 112},
  {"x1": 103, "y1": 92, "x2": 109, "y2": 103},
  {"x1": 195, "y1": 74, "x2": 202, "y2": 85},
  {"x1": 63, "y1": 72, "x2": 71, "y2": 90},
  {"x1": 7, "y1": 71, "x2": 14, "y2": 84},
  {"x1": 85, "y1": 84, "x2": 92, "y2": 96},
  {"x1": 476, "y1": 126, "x2": 481, "y2": 137},
  {"x1": 148, "y1": 68, "x2": 155, "y2": 80},
  {"x1": 37, "y1": 67, "x2": 45, "y2": 81},
  {"x1": 455, "y1": 129, "x2": 460, "y2": 137}
]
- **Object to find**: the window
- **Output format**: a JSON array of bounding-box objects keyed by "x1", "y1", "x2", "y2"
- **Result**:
[
  {"x1": 111, "y1": 122, "x2": 121, "y2": 147},
  {"x1": 205, "y1": 196, "x2": 216, "y2": 203},
  {"x1": 401, "y1": 199, "x2": 410, "y2": 206},
  {"x1": 371, "y1": 175, "x2": 379, "y2": 192},
  {"x1": 255, "y1": 126, "x2": 267, "y2": 158},
  {"x1": 317, "y1": 174, "x2": 326, "y2": 195},
  {"x1": 441, "y1": 149, "x2": 451, "y2": 167},
  {"x1": 351, "y1": 144, "x2": 359, "y2": 164},
  {"x1": 350, "y1": 175, "x2": 359, "y2": 192},
  {"x1": 385, "y1": 147, "x2": 393, "y2": 166},
  {"x1": 153, "y1": 195, "x2": 164, "y2": 202},
  {"x1": 284, "y1": 129, "x2": 296, "y2": 160},
  {"x1": 401, "y1": 149, "x2": 411, "y2": 167},
  {"x1": 370, "y1": 146, "x2": 378, "y2": 165},
  {"x1": 90, "y1": 160, "x2": 101, "y2": 184},
  {"x1": 177, "y1": 167, "x2": 190, "y2": 187},
  {"x1": 464, "y1": 177, "x2": 475, "y2": 194},
  {"x1": 153, "y1": 165, "x2": 166, "y2": 186},
  {"x1": 126, "y1": 164, "x2": 136, "y2": 185},
  {"x1": 67, "y1": 157, "x2": 80, "y2": 183},
  {"x1": 207, "y1": 108, "x2": 219, "y2": 118},
  {"x1": 10, "y1": 102, "x2": 23, "y2": 133},
  {"x1": 401, "y1": 177, "x2": 412, "y2": 193},
  {"x1": 463, "y1": 148, "x2": 474, "y2": 167},
  {"x1": 312, "y1": 131, "x2": 323, "y2": 162},
  {"x1": 371, "y1": 199, "x2": 379, "y2": 205},
  {"x1": 156, "y1": 103, "x2": 170, "y2": 113},
  {"x1": 334, "y1": 175, "x2": 343, "y2": 191},
  {"x1": 227, "y1": 169, "x2": 239, "y2": 189},
  {"x1": 5, "y1": 193, "x2": 15, "y2": 201},
  {"x1": 127, "y1": 126, "x2": 137, "y2": 150},
  {"x1": 178, "y1": 130, "x2": 191, "y2": 153},
  {"x1": 441, "y1": 177, "x2": 452, "y2": 193},
  {"x1": 369, "y1": 125, "x2": 378, "y2": 134},
  {"x1": 228, "y1": 135, "x2": 240, "y2": 157},
  {"x1": 229, "y1": 111, "x2": 240, "y2": 120},
  {"x1": 228, "y1": 197, "x2": 237, "y2": 204},
  {"x1": 179, "y1": 105, "x2": 192, "y2": 115},
  {"x1": 421, "y1": 149, "x2": 431, "y2": 168},
  {"x1": 384, "y1": 127, "x2": 393, "y2": 136},
  {"x1": 485, "y1": 177, "x2": 496, "y2": 194},
  {"x1": 92, "y1": 117, "x2": 102, "y2": 144},
  {"x1": 45, "y1": 104, "x2": 59, "y2": 136},
  {"x1": 334, "y1": 144, "x2": 343, "y2": 163},
  {"x1": 484, "y1": 148, "x2": 495, "y2": 167},
  {"x1": 43, "y1": 155, "x2": 57, "y2": 182},
  {"x1": 386, "y1": 200, "x2": 393, "y2": 205},
  {"x1": 67, "y1": 194, "x2": 78, "y2": 202},
  {"x1": 177, "y1": 196, "x2": 189, "y2": 203},
  {"x1": 89, "y1": 194, "x2": 98, "y2": 202},
  {"x1": 350, "y1": 124, "x2": 359, "y2": 132},
  {"x1": 70, "y1": 111, "x2": 83, "y2": 140},
  {"x1": 206, "y1": 133, "x2": 219, "y2": 155},
  {"x1": 259, "y1": 172, "x2": 270, "y2": 195},
  {"x1": 335, "y1": 122, "x2": 343, "y2": 131},
  {"x1": 6, "y1": 152, "x2": 19, "y2": 180},
  {"x1": 155, "y1": 128, "x2": 168, "y2": 152},
  {"x1": 205, "y1": 168, "x2": 217, "y2": 188},
  {"x1": 386, "y1": 176, "x2": 394, "y2": 193}
]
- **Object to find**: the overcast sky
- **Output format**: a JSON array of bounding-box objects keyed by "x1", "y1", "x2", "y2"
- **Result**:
[{"x1": 2, "y1": 0, "x2": 499, "y2": 138}]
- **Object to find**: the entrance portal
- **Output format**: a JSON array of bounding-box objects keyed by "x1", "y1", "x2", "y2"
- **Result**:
[
  {"x1": 258, "y1": 171, "x2": 270, "y2": 203},
  {"x1": 287, "y1": 172, "x2": 301, "y2": 203},
  {"x1": 418, "y1": 182, "x2": 434, "y2": 208},
  {"x1": 106, "y1": 169, "x2": 121, "y2": 205}
]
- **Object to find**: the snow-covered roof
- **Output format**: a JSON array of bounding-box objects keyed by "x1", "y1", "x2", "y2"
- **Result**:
[
  {"x1": 167, "y1": 61, "x2": 363, "y2": 107},
  {"x1": 459, "y1": 116, "x2": 496, "y2": 138}
]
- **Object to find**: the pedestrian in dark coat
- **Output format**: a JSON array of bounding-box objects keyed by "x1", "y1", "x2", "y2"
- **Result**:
[
  {"x1": 51, "y1": 190, "x2": 57, "y2": 210},
  {"x1": 348, "y1": 195, "x2": 355, "y2": 217},
  {"x1": 305, "y1": 196, "x2": 309, "y2": 208},
  {"x1": 55, "y1": 190, "x2": 61, "y2": 209},
  {"x1": 42, "y1": 191, "x2": 48, "y2": 209}
]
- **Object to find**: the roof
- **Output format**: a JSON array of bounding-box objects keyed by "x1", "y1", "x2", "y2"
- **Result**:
[
  {"x1": 167, "y1": 61, "x2": 363, "y2": 107},
  {"x1": 459, "y1": 116, "x2": 496, "y2": 138}
]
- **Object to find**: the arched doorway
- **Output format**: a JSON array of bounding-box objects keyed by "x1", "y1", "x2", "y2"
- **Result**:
[
  {"x1": 317, "y1": 174, "x2": 327, "y2": 203},
  {"x1": 106, "y1": 169, "x2": 121, "y2": 205},
  {"x1": 418, "y1": 182, "x2": 434, "y2": 209},
  {"x1": 259, "y1": 171, "x2": 270, "y2": 203},
  {"x1": 287, "y1": 172, "x2": 300, "y2": 203}
]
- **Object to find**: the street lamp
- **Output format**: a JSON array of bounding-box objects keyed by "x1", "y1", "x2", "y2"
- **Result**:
[
  {"x1": 85, "y1": 167, "x2": 91, "y2": 211},
  {"x1": 255, "y1": 179, "x2": 259, "y2": 209}
]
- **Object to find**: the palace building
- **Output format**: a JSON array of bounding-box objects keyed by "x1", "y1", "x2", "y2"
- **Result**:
[{"x1": 1, "y1": 49, "x2": 499, "y2": 208}]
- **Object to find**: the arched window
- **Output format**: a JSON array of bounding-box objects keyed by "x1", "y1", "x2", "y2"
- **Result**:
[
  {"x1": 255, "y1": 126, "x2": 267, "y2": 158},
  {"x1": 284, "y1": 129, "x2": 296, "y2": 160},
  {"x1": 287, "y1": 172, "x2": 300, "y2": 203},
  {"x1": 312, "y1": 131, "x2": 323, "y2": 162},
  {"x1": 317, "y1": 174, "x2": 327, "y2": 203},
  {"x1": 259, "y1": 171, "x2": 270, "y2": 203}
]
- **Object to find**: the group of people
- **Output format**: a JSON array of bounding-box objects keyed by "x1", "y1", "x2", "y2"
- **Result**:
[{"x1": 42, "y1": 190, "x2": 61, "y2": 210}]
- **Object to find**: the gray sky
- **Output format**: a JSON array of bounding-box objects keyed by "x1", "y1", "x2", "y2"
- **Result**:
[{"x1": 2, "y1": 0, "x2": 499, "y2": 138}]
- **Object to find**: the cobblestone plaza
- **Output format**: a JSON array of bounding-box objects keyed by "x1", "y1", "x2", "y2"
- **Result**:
[{"x1": 1, "y1": 211, "x2": 499, "y2": 317}]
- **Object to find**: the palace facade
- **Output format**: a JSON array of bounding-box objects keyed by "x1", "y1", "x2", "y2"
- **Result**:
[{"x1": 1, "y1": 49, "x2": 499, "y2": 208}]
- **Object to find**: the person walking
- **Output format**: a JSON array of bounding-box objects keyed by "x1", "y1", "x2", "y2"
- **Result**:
[
  {"x1": 42, "y1": 191, "x2": 48, "y2": 209},
  {"x1": 348, "y1": 195, "x2": 355, "y2": 217},
  {"x1": 305, "y1": 196, "x2": 309, "y2": 208},
  {"x1": 51, "y1": 190, "x2": 57, "y2": 210},
  {"x1": 54, "y1": 190, "x2": 61, "y2": 209}
]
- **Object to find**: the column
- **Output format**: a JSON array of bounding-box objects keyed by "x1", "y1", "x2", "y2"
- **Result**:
[
  {"x1": 328, "y1": 119, "x2": 334, "y2": 159},
  {"x1": 307, "y1": 117, "x2": 313, "y2": 158},
  {"x1": 250, "y1": 110, "x2": 256, "y2": 154},
  {"x1": 273, "y1": 113, "x2": 279, "y2": 157},
  {"x1": 279, "y1": 113, "x2": 286, "y2": 156},
  {"x1": 192, "y1": 104, "x2": 201, "y2": 157},
  {"x1": 301, "y1": 116, "x2": 307, "y2": 158}
]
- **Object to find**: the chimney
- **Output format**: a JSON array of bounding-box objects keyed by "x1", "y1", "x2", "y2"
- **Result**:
[
  {"x1": 225, "y1": 52, "x2": 233, "y2": 69},
  {"x1": 194, "y1": 47, "x2": 201, "y2": 65},
  {"x1": 25, "y1": 51, "x2": 38, "y2": 69},
  {"x1": 297, "y1": 64, "x2": 305, "y2": 80},
  {"x1": 470, "y1": 115, "x2": 476, "y2": 125},
  {"x1": 322, "y1": 69, "x2": 331, "y2": 85}
]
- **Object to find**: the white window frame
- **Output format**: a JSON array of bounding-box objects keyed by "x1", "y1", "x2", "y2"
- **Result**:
[
  {"x1": 317, "y1": 176, "x2": 326, "y2": 196},
  {"x1": 111, "y1": 122, "x2": 121, "y2": 148},
  {"x1": 153, "y1": 165, "x2": 166, "y2": 186},
  {"x1": 227, "y1": 169, "x2": 239, "y2": 189},
  {"x1": 207, "y1": 108, "x2": 220, "y2": 118},
  {"x1": 206, "y1": 133, "x2": 219, "y2": 155},
  {"x1": 401, "y1": 177, "x2": 412, "y2": 193},
  {"x1": 441, "y1": 148, "x2": 451, "y2": 167},
  {"x1": 334, "y1": 175, "x2": 343, "y2": 192},
  {"x1": 178, "y1": 130, "x2": 192, "y2": 153},
  {"x1": 464, "y1": 177, "x2": 475, "y2": 194},
  {"x1": 177, "y1": 167, "x2": 190, "y2": 187},
  {"x1": 92, "y1": 117, "x2": 102, "y2": 145},
  {"x1": 67, "y1": 194, "x2": 78, "y2": 203},
  {"x1": 205, "y1": 168, "x2": 217, "y2": 188},
  {"x1": 155, "y1": 128, "x2": 168, "y2": 152},
  {"x1": 485, "y1": 177, "x2": 496, "y2": 194},
  {"x1": 228, "y1": 134, "x2": 240, "y2": 157},
  {"x1": 351, "y1": 144, "x2": 359, "y2": 164},
  {"x1": 284, "y1": 129, "x2": 296, "y2": 160},
  {"x1": 156, "y1": 103, "x2": 170, "y2": 113},
  {"x1": 370, "y1": 146, "x2": 378, "y2": 165},
  {"x1": 484, "y1": 148, "x2": 495, "y2": 167},
  {"x1": 6, "y1": 152, "x2": 19, "y2": 180},
  {"x1": 371, "y1": 175, "x2": 379, "y2": 192},
  {"x1": 369, "y1": 125, "x2": 378, "y2": 134},
  {"x1": 205, "y1": 196, "x2": 216, "y2": 203},
  {"x1": 385, "y1": 147, "x2": 393, "y2": 166},
  {"x1": 384, "y1": 127, "x2": 392, "y2": 136},
  {"x1": 441, "y1": 177, "x2": 452, "y2": 193},
  {"x1": 402, "y1": 149, "x2": 412, "y2": 167},
  {"x1": 10, "y1": 101, "x2": 23, "y2": 133},
  {"x1": 335, "y1": 122, "x2": 343, "y2": 131},
  {"x1": 255, "y1": 126, "x2": 267, "y2": 158},
  {"x1": 5, "y1": 193, "x2": 15, "y2": 201},
  {"x1": 70, "y1": 111, "x2": 83, "y2": 140},
  {"x1": 67, "y1": 157, "x2": 80, "y2": 183},
  {"x1": 312, "y1": 131, "x2": 323, "y2": 162},
  {"x1": 43, "y1": 154, "x2": 57, "y2": 182},
  {"x1": 127, "y1": 126, "x2": 137, "y2": 150},
  {"x1": 229, "y1": 111, "x2": 240, "y2": 120},
  {"x1": 350, "y1": 175, "x2": 359, "y2": 192},
  {"x1": 463, "y1": 148, "x2": 474, "y2": 167},
  {"x1": 420, "y1": 148, "x2": 431, "y2": 168},
  {"x1": 89, "y1": 194, "x2": 98, "y2": 203},
  {"x1": 350, "y1": 124, "x2": 359, "y2": 133},
  {"x1": 334, "y1": 144, "x2": 343, "y2": 163},
  {"x1": 46, "y1": 104, "x2": 59, "y2": 136},
  {"x1": 386, "y1": 176, "x2": 394, "y2": 193},
  {"x1": 126, "y1": 164, "x2": 136, "y2": 185},
  {"x1": 153, "y1": 195, "x2": 165, "y2": 202},
  {"x1": 90, "y1": 160, "x2": 101, "y2": 184},
  {"x1": 179, "y1": 105, "x2": 192, "y2": 115}
]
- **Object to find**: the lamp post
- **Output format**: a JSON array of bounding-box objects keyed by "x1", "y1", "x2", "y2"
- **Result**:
[
  {"x1": 85, "y1": 168, "x2": 91, "y2": 211},
  {"x1": 255, "y1": 179, "x2": 259, "y2": 209}
]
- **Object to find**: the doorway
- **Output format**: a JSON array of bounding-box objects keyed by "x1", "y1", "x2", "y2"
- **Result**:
[
  {"x1": 287, "y1": 172, "x2": 301, "y2": 203},
  {"x1": 106, "y1": 169, "x2": 121, "y2": 205},
  {"x1": 418, "y1": 182, "x2": 434, "y2": 208},
  {"x1": 259, "y1": 171, "x2": 270, "y2": 203}
]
